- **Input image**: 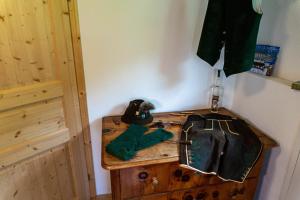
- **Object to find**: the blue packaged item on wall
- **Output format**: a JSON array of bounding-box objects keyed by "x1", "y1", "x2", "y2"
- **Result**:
[{"x1": 250, "y1": 44, "x2": 280, "y2": 76}]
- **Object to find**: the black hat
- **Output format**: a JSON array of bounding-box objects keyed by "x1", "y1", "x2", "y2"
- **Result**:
[{"x1": 121, "y1": 99, "x2": 155, "y2": 125}]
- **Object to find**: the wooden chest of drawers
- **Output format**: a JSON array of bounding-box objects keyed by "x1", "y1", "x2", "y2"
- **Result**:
[{"x1": 102, "y1": 108, "x2": 277, "y2": 200}]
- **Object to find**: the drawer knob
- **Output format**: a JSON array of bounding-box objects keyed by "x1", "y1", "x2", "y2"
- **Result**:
[
  {"x1": 138, "y1": 172, "x2": 148, "y2": 180},
  {"x1": 196, "y1": 192, "x2": 207, "y2": 200},
  {"x1": 184, "y1": 194, "x2": 193, "y2": 200},
  {"x1": 181, "y1": 174, "x2": 190, "y2": 182},
  {"x1": 174, "y1": 169, "x2": 183, "y2": 177},
  {"x1": 152, "y1": 177, "x2": 159, "y2": 185}
]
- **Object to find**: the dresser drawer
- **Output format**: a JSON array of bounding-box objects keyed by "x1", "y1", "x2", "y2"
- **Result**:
[
  {"x1": 168, "y1": 163, "x2": 222, "y2": 191},
  {"x1": 169, "y1": 152, "x2": 264, "y2": 191},
  {"x1": 168, "y1": 178, "x2": 259, "y2": 200},
  {"x1": 120, "y1": 162, "x2": 218, "y2": 198},
  {"x1": 120, "y1": 163, "x2": 170, "y2": 198},
  {"x1": 120, "y1": 151, "x2": 264, "y2": 198},
  {"x1": 119, "y1": 153, "x2": 263, "y2": 199}
]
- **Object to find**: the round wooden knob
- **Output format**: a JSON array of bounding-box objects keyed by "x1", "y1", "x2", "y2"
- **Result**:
[
  {"x1": 138, "y1": 172, "x2": 148, "y2": 180},
  {"x1": 181, "y1": 174, "x2": 190, "y2": 182},
  {"x1": 174, "y1": 169, "x2": 183, "y2": 177},
  {"x1": 184, "y1": 194, "x2": 193, "y2": 200}
]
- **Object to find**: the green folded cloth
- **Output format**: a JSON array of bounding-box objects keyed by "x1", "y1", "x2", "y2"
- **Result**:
[{"x1": 106, "y1": 124, "x2": 173, "y2": 161}]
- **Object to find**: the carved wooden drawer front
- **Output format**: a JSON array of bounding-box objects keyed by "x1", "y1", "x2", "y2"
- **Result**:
[
  {"x1": 119, "y1": 156, "x2": 263, "y2": 199},
  {"x1": 168, "y1": 178, "x2": 258, "y2": 200},
  {"x1": 120, "y1": 163, "x2": 171, "y2": 198},
  {"x1": 168, "y1": 163, "x2": 223, "y2": 191},
  {"x1": 168, "y1": 153, "x2": 264, "y2": 191}
]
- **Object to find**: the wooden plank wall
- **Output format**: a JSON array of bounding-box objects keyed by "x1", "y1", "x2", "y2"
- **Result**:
[
  {"x1": 0, "y1": 82, "x2": 70, "y2": 168},
  {"x1": 0, "y1": 146, "x2": 73, "y2": 200},
  {"x1": 0, "y1": 0, "x2": 55, "y2": 88},
  {"x1": 0, "y1": 0, "x2": 93, "y2": 199}
]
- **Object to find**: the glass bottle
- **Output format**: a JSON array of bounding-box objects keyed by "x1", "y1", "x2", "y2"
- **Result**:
[{"x1": 210, "y1": 69, "x2": 224, "y2": 113}]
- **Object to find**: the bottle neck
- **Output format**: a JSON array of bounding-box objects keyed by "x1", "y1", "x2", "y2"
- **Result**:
[{"x1": 214, "y1": 69, "x2": 223, "y2": 87}]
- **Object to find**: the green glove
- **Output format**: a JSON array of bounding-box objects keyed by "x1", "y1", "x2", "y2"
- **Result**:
[
  {"x1": 135, "y1": 128, "x2": 174, "y2": 151},
  {"x1": 106, "y1": 124, "x2": 147, "y2": 161},
  {"x1": 106, "y1": 125, "x2": 174, "y2": 161}
]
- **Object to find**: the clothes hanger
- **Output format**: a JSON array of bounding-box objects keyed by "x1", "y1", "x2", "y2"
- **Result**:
[{"x1": 252, "y1": 0, "x2": 263, "y2": 14}]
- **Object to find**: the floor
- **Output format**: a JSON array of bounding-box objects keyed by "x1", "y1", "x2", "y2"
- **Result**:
[{"x1": 97, "y1": 194, "x2": 112, "y2": 200}]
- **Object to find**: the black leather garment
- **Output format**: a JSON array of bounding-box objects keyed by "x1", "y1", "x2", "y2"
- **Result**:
[{"x1": 179, "y1": 114, "x2": 262, "y2": 183}]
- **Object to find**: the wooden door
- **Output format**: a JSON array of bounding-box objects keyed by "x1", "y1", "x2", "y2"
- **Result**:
[{"x1": 0, "y1": 0, "x2": 94, "y2": 199}]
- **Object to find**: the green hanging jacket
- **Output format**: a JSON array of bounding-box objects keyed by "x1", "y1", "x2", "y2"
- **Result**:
[{"x1": 197, "y1": 0, "x2": 262, "y2": 76}]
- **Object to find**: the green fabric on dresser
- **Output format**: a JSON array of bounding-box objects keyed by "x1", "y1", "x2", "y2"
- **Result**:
[
  {"x1": 136, "y1": 128, "x2": 173, "y2": 151},
  {"x1": 106, "y1": 124, "x2": 173, "y2": 161},
  {"x1": 106, "y1": 124, "x2": 147, "y2": 161}
]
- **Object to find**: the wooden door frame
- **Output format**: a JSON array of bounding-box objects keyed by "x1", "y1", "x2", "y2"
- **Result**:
[{"x1": 67, "y1": 0, "x2": 97, "y2": 199}]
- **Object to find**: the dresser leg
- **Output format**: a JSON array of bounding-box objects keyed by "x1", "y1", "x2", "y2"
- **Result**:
[{"x1": 111, "y1": 170, "x2": 121, "y2": 200}]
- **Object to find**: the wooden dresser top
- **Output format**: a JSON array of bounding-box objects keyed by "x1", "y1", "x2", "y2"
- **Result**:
[{"x1": 101, "y1": 108, "x2": 278, "y2": 170}]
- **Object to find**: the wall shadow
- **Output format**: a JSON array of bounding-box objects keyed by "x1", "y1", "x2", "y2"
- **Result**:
[{"x1": 254, "y1": 147, "x2": 281, "y2": 200}]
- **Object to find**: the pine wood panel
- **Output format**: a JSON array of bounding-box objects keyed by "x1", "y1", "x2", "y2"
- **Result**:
[
  {"x1": 102, "y1": 108, "x2": 278, "y2": 170},
  {"x1": 67, "y1": 0, "x2": 97, "y2": 196},
  {"x1": 53, "y1": 147, "x2": 74, "y2": 200},
  {"x1": 0, "y1": 146, "x2": 74, "y2": 200},
  {"x1": 48, "y1": 0, "x2": 90, "y2": 197},
  {"x1": 0, "y1": 128, "x2": 69, "y2": 169},
  {"x1": 0, "y1": 0, "x2": 92, "y2": 199},
  {"x1": 0, "y1": 0, "x2": 55, "y2": 89},
  {"x1": 0, "y1": 81, "x2": 63, "y2": 111},
  {"x1": 0, "y1": 98, "x2": 65, "y2": 147},
  {"x1": 0, "y1": 92, "x2": 70, "y2": 168}
]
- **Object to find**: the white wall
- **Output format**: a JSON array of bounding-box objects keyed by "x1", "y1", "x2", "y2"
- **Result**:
[
  {"x1": 77, "y1": 0, "x2": 236, "y2": 195},
  {"x1": 231, "y1": 73, "x2": 300, "y2": 200},
  {"x1": 230, "y1": 1, "x2": 300, "y2": 199}
]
